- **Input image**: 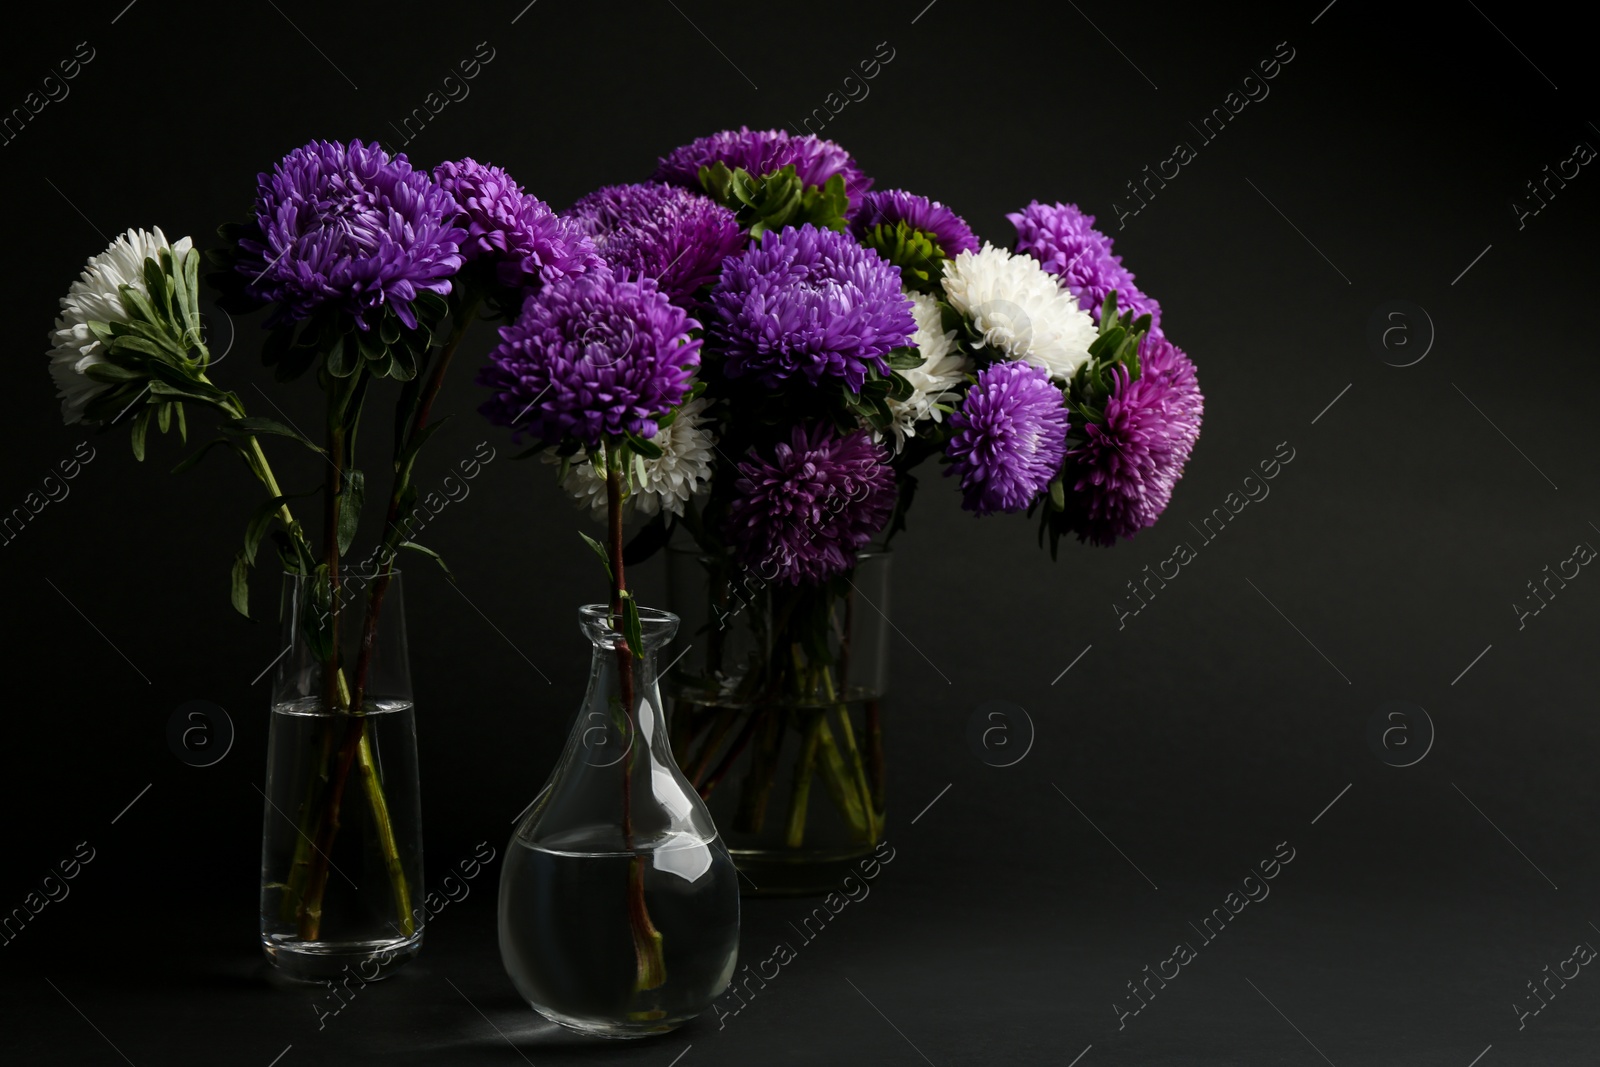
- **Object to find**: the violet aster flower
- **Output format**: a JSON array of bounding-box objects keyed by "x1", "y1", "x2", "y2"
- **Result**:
[
  {"x1": 654, "y1": 126, "x2": 873, "y2": 212},
  {"x1": 232, "y1": 139, "x2": 465, "y2": 330},
  {"x1": 477, "y1": 269, "x2": 701, "y2": 448},
  {"x1": 433, "y1": 157, "x2": 601, "y2": 292},
  {"x1": 1060, "y1": 334, "x2": 1204, "y2": 545},
  {"x1": 1008, "y1": 200, "x2": 1162, "y2": 331},
  {"x1": 568, "y1": 182, "x2": 744, "y2": 304},
  {"x1": 708, "y1": 224, "x2": 914, "y2": 392},
  {"x1": 854, "y1": 190, "x2": 979, "y2": 258},
  {"x1": 725, "y1": 423, "x2": 896, "y2": 586},
  {"x1": 944, "y1": 361, "x2": 1070, "y2": 515}
]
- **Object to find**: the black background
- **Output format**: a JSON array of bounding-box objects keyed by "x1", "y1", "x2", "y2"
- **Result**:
[{"x1": 2, "y1": 1, "x2": 1597, "y2": 1064}]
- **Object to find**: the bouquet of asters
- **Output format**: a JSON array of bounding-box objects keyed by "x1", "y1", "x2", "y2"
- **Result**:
[
  {"x1": 44, "y1": 140, "x2": 601, "y2": 973},
  {"x1": 478, "y1": 127, "x2": 1204, "y2": 888}
]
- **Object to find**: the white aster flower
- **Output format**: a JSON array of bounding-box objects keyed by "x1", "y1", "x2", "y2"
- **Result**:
[
  {"x1": 883, "y1": 290, "x2": 971, "y2": 450},
  {"x1": 549, "y1": 397, "x2": 717, "y2": 520},
  {"x1": 47, "y1": 226, "x2": 193, "y2": 425},
  {"x1": 940, "y1": 242, "x2": 1097, "y2": 381}
]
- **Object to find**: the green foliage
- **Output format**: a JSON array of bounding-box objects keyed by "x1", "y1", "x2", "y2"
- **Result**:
[
  {"x1": 698, "y1": 163, "x2": 851, "y2": 238},
  {"x1": 620, "y1": 591, "x2": 644, "y2": 659},
  {"x1": 857, "y1": 221, "x2": 950, "y2": 294},
  {"x1": 579, "y1": 531, "x2": 614, "y2": 582},
  {"x1": 1065, "y1": 292, "x2": 1150, "y2": 427},
  {"x1": 398, "y1": 541, "x2": 454, "y2": 581},
  {"x1": 336, "y1": 469, "x2": 365, "y2": 555}
]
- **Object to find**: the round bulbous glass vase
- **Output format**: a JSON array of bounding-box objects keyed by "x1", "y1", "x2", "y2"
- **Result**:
[
  {"x1": 259, "y1": 571, "x2": 425, "y2": 984},
  {"x1": 666, "y1": 549, "x2": 890, "y2": 896},
  {"x1": 499, "y1": 605, "x2": 741, "y2": 1039}
]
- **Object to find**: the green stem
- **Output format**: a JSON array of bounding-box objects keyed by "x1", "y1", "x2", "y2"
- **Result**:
[
  {"x1": 785, "y1": 708, "x2": 824, "y2": 849},
  {"x1": 819, "y1": 666, "x2": 878, "y2": 841},
  {"x1": 357, "y1": 729, "x2": 414, "y2": 936}
]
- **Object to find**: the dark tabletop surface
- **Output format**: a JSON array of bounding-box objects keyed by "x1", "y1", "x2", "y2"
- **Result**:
[{"x1": 3, "y1": 0, "x2": 1598, "y2": 1063}]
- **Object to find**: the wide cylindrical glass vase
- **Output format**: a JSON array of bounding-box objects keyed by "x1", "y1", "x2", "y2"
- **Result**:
[
  {"x1": 260, "y1": 571, "x2": 425, "y2": 982},
  {"x1": 666, "y1": 548, "x2": 890, "y2": 895}
]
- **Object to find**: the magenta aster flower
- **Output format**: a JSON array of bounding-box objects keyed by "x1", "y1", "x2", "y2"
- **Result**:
[
  {"x1": 232, "y1": 139, "x2": 466, "y2": 330},
  {"x1": 654, "y1": 126, "x2": 873, "y2": 212},
  {"x1": 725, "y1": 424, "x2": 896, "y2": 586},
  {"x1": 945, "y1": 361, "x2": 1070, "y2": 515},
  {"x1": 1008, "y1": 200, "x2": 1161, "y2": 330},
  {"x1": 477, "y1": 269, "x2": 701, "y2": 448},
  {"x1": 1060, "y1": 334, "x2": 1204, "y2": 545},
  {"x1": 433, "y1": 157, "x2": 601, "y2": 292},
  {"x1": 568, "y1": 182, "x2": 744, "y2": 304},
  {"x1": 708, "y1": 224, "x2": 914, "y2": 392},
  {"x1": 853, "y1": 190, "x2": 979, "y2": 257}
]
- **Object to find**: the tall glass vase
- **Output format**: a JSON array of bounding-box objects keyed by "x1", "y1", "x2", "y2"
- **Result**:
[
  {"x1": 666, "y1": 548, "x2": 890, "y2": 895},
  {"x1": 260, "y1": 571, "x2": 424, "y2": 982},
  {"x1": 499, "y1": 605, "x2": 740, "y2": 1038}
]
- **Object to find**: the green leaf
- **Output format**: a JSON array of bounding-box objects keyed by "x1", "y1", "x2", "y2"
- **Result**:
[
  {"x1": 170, "y1": 437, "x2": 237, "y2": 475},
  {"x1": 130, "y1": 408, "x2": 150, "y2": 461},
  {"x1": 626, "y1": 433, "x2": 664, "y2": 460},
  {"x1": 886, "y1": 346, "x2": 926, "y2": 371},
  {"x1": 244, "y1": 495, "x2": 291, "y2": 566},
  {"x1": 230, "y1": 549, "x2": 251, "y2": 618},
  {"x1": 579, "y1": 531, "x2": 614, "y2": 582},
  {"x1": 337, "y1": 469, "x2": 364, "y2": 555},
  {"x1": 1049, "y1": 478, "x2": 1065, "y2": 511},
  {"x1": 224, "y1": 416, "x2": 323, "y2": 454},
  {"x1": 398, "y1": 540, "x2": 454, "y2": 580},
  {"x1": 621, "y1": 593, "x2": 644, "y2": 658},
  {"x1": 82, "y1": 362, "x2": 145, "y2": 384},
  {"x1": 156, "y1": 402, "x2": 172, "y2": 434},
  {"x1": 325, "y1": 333, "x2": 358, "y2": 378}
]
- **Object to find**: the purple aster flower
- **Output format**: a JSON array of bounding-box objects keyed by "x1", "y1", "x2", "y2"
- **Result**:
[
  {"x1": 944, "y1": 361, "x2": 1070, "y2": 515},
  {"x1": 433, "y1": 157, "x2": 602, "y2": 292},
  {"x1": 233, "y1": 139, "x2": 466, "y2": 330},
  {"x1": 708, "y1": 224, "x2": 914, "y2": 392},
  {"x1": 1008, "y1": 200, "x2": 1162, "y2": 331},
  {"x1": 853, "y1": 190, "x2": 979, "y2": 257},
  {"x1": 654, "y1": 126, "x2": 873, "y2": 212},
  {"x1": 567, "y1": 182, "x2": 744, "y2": 304},
  {"x1": 477, "y1": 269, "x2": 701, "y2": 448},
  {"x1": 725, "y1": 424, "x2": 896, "y2": 586},
  {"x1": 1060, "y1": 334, "x2": 1204, "y2": 545}
]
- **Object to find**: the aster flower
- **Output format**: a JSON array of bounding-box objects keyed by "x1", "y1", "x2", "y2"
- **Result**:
[
  {"x1": 854, "y1": 190, "x2": 980, "y2": 288},
  {"x1": 48, "y1": 227, "x2": 194, "y2": 425},
  {"x1": 1008, "y1": 200, "x2": 1162, "y2": 330},
  {"x1": 478, "y1": 269, "x2": 701, "y2": 448},
  {"x1": 944, "y1": 361, "x2": 1069, "y2": 515},
  {"x1": 433, "y1": 157, "x2": 601, "y2": 293},
  {"x1": 883, "y1": 291, "x2": 969, "y2": 449},
  {"x1": 568, "y1": 182, "x2": 744, "y2": 304},
  {"x1": 230, "y1": 139, "x2": 466, "y2": 331},
  {"x1": 708, "y1": 224, "x2": 914, "y2": 393},
  {"x1": 654, "y1": 126, "x2": 872, "y2": 211},
  {"x1": 725, "y1": 424, "x2": 896, "y2": 585},
  {"x1": 1060, "y1": 334, "x2": 1204, "y2": 545},
  {"x1": 549, "y1": 397, "x2": 717, "y2": 519},
  {"x1": 941, "y1": 244, "x2": 1099, "y2": 382}
]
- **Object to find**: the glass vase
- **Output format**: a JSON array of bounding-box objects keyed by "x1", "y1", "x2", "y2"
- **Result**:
[
  {"x1": 499, "y1": 605, "x2": 740, "y2": 1038},
  {"x1": 666, "y1": 548, "x2": 890, "y2": 895},
  {"x1": 259, "y1": 571, "x2": 425, "y2": 983}
]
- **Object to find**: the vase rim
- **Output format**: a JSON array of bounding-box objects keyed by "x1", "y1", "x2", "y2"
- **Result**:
[
  {"x1": 579, "y1": 603, "x2": 679, "y2": 627},
  {"x1": 280, "y1": 567, "x2": 404, "y2": 581}
]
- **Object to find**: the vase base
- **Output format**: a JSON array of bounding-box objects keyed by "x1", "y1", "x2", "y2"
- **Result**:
[
  {"x1": 531, "y1": 1004, "x2": 691, "y2": 1039},
  {"x1": 261, "y1": 931, "x2": 423, "y2": 983},
  {"x1": 729, "y1": 843, "x2": 881, "y2": 896}
]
